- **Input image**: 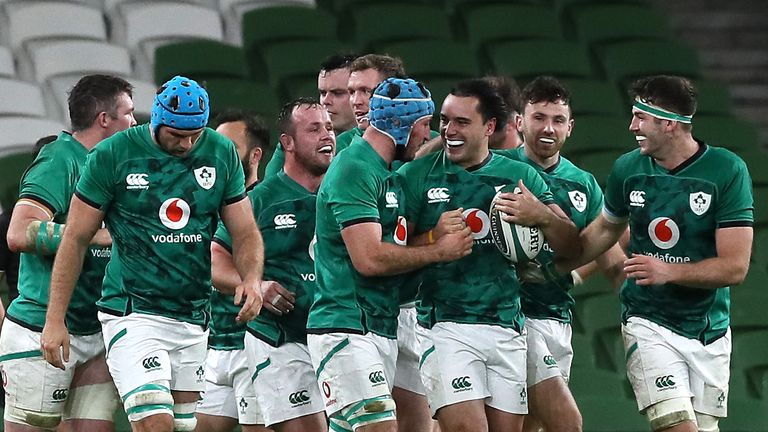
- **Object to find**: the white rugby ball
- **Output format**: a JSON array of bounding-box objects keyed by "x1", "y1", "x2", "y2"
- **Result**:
[{"x1": 489, "y1": 186, "x2": 544, "y2": 263}]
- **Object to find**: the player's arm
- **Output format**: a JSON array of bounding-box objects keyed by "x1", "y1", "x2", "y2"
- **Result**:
[
  {"x1": 557, "y1": 212, "x2": 628, "y2": 273},
  {"x1": 408, "y1": 209, "x2": 466, "y2": 247},
  {"x1": 624, "y1": 226, "x2": 752, "y2": 289},
  {"x1": 593, "y1": 242, "x2": 628, "y2": 289},
  {"x1": 414, "y1": 135, "x2": 443, "y2": 159},
  {"x1": 42, "y1": 195, "x2": 105, "y2": 370},
  {"x1": 7, "y1": 198, "x2": 110, "y2": 255},
  {"x1": 342, "y1": 221, "x2": 472, "y2": 277},
  {"x1": 220, "y1": 198, "x2": 264, "y2": 322}
]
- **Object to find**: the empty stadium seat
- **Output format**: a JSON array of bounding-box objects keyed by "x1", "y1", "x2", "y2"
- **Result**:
[
  {"x1": 488, "y1": 40, "x2": 594, "y2": 81},
  {"x1": 154, "y1": 40, "x2": 249, "y2": 84},
  {"x1": 352, "y1": 4, "x2": 452, "y2": 50},
  {"x1": 241, "y1": 6, "x2": 337, "y2": 52},
  {"x1": 19, "y1": 40, "x2": 131, "y2": 83},
  {"x1": 572, "y1": 293, "x2": 624, "y2": 371},
  {"x1": 730, "y1": 291, "x2": 768, "y2": 332},
  {"x1": 694, "y1": 79, "x2": 735, "y2": 115},
  {"x1": 598, "y1": 40, "x2": 702, "y2": 85},
  {"x1": 258, "y1": 40, "x2": 350, "y2": 97},
  {"x1": 0, "y1": 45, "x2": 14, "y2": 77},
  {"x1": 731, "y1": 330, "x2": 768, "y2": 400},
  {"x1": 693, "y1": 115, "x2": 760, "y2": 151},
  {"x1": 220, "y1": 0, "x2": 317, "y2": 44},
  {"x1": 741, "y1": 148, "x2": 768, "y2": 186},
  {"x1": 0, "y1": 117, "x2": 66, "y2": 152},
  {"x1": 563, "y1": 78, "x2": 626, "y2": 116},
  {"x1": 0, "y1": 1, "x2": 107, "y2": 51},
  {"x1": 570, "y1": 4, "x2": 670, "y2": 46},
  {"x1": 463, "y1": 4, "x2": 563, "y2": 50},
  {"x1": 0, "y1": 150, "x2": 35, "y2": 211},
  {"x1": 377, "y1": 41, "x2": 480, "y2": 81},
  {"x1": 564, "y1": 115, "x2": 633, "y2": 157},
  {"x1": 571, "y1": 149, "x2": 627, "y2": 187},
  {"x1": 0, "y1": 78, "x2": 47, "y2": 117},
  {"x1": 204, "y1": 79, "x2": 281, "y2": 120}
]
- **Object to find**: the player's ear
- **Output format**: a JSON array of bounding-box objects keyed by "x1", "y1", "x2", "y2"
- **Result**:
[{"x1": 279, "y1": 134, "x2": 294, "y2": 152}]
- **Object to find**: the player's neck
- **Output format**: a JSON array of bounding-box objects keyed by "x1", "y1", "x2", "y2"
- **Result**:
[
  {"x1": 653, "y1": 135, "x2": 699, "y2": 170},
  {"x1": 363, "y1": 128, "x2": 396, "y2": 165},
  {"x1": 284, "y1": 162, "x2": 323, "y2": 193},
  {"x1": 524, "y1": 145, "x2": 558, "y2": 170},
  {"x1": 71, "y1": 128, "x2": 104, "y2": 151}
]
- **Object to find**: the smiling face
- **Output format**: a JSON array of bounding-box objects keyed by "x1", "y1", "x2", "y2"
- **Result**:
[
  {"x1": 629, "y1": 107, "x2": 671, "y2": 158},
  {"x1": 519, "y1": 99, "x2": 573, "y2": 166},
  {"x1": 440, "y1": 94, "x2": 495, "y2": 168},
  {"x1": 284, "y1": 104, "x2": 336, "y2": 176}
]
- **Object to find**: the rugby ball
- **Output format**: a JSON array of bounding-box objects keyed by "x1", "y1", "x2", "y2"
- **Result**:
[{"x1": 489, "y1": 186, "x2": 544, "y2": 263}]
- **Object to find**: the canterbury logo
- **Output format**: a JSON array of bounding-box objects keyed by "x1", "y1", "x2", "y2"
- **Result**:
[
  {"x1": 427, "y1": 187, "x2": 450, "y2": 203},
  {"x1": 655, "y1": 375, "x2": 676, "y2": 389},
  {"x1": 385, "y1": 192, "x2": 398, "y2": 208},
  {"x1": 288, "y1": 391, "x2": 310, "y2": 404},
  {"x1": 274, "y1": 214, "x2": 297, "y2": 229},
  {"x1": 543, "y1": 355, "x2": 557, "y2": 366},
  {"x1": 51, "y1": 389, "x2": 68, "y2": 401},
  {"x1": 142, "y1": 356, "x2": 161, "y2": 369},
  {"x1": 368, "y1": 371, "x2": 386, "y2": 384},
  {"x1": 451, "y1": 376, "x2": 472, "y2": 389},
  {"x1": 629, "y1": 190, "x2": 645, "y2": 207},
  {"x1": 126, "y1": 173, "x2": 149, "y2": 190}
]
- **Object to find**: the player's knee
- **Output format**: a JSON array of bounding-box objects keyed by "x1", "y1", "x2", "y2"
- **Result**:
[
  {"x1": 172, "y1": 402, "x2": 197, "y2": 432},
  {"x1": 123, "y1": 381, "x2": 175, "y2": 423},
  {"x1": 4, "y1": 404, "x2": 62, "y2": 430},
  {"x1": 645, "y1": 397, "x2": 695, "y2": 431},
  {"x1": 66, "y1": 382, "x2": 120, "y2": 421},
  {"x1": 695, "y1": 412, "x2": 720, "y2": 432},
  {"x1": 339, "y1": 395, "x2": 397, "y2": 431}
]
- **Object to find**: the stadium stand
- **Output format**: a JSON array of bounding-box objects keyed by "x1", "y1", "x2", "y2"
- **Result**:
[{"x1": 0, "y1": 1, "x2": 107, "y2": 51}]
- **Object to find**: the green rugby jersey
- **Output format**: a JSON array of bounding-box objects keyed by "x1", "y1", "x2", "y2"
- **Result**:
[
  {"x1": 604, "y1": 142, "x2": 753, "y2": 343},
  {"x1": 8, "y1": 132, "x2": 109, "y2": 335},
  {"x1": 398, "y1": 151, "x2": 554, "y2": 330},
  {"x1": 76, "y1": 124, "x2": 246, "y2": 326},
  {"x1": 497, "y1": 147, "x2": 603, "y2": 322},
  {"x1": 307, "y1": 136, "x2": 408, "y2": 339},
  {"x1": 263, "y1": 127, "x2": 361, "y2": 178},
  {"x1": 213, "y1": 171, "x2": 317, "y2": 348}
]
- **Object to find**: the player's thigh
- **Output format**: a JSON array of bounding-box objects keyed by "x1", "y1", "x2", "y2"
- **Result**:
[
  {"x1": 394, "y1": 307, "x2": 425, "y2": 396},
  {"x1": 525, "y1": 319, "x2": 566, "y2": 388},
  {"x1": 197, "y1": 349, "x2": 239, "y2": 421},
  {"x1": 485, "y1": 324, "x2": 528, "y2": 415},
  {"x1": 687, "y1": 328, "x2": 730, "y2": 419}
]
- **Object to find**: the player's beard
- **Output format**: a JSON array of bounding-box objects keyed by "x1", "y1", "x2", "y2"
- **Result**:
[{"x1": 241, "y1": 159, "x2": 252, "y2": 181}]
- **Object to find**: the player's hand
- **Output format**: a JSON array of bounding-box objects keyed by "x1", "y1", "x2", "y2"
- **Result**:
[
  {"x1": 623, "y1": 253, "x2": 673, "y2": 286},
  {"x1": 41, "y1": 320, "x2": 70, "y2": 371},
  {"x1": 517, "y1": 261, "x2": 547, "y2": 284},
  {"x1": 432, "y1": 208, "x2": 467, "y2": 241},
  {"x1": 494, "y1": 180, "x2": 549, "y2": 227},
  {"x1": 260, "y1": 280, "x2": 296, "y2": 316},
  {"x1": 434, "y1": 226, "x2": 473, "y2": 261},
  {"x1": 90, "y1": 228, "x2": 112, "y2": 247},
  {"x1": 234, "y1": 279, "x2": 263, "y2": 323}
]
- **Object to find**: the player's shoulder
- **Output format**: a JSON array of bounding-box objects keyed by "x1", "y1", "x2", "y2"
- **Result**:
[
  {"x1": 401, "y1": 150, "x2": 442, "y2": 174},
  {"x1": 702, "y1": 144, "x2": 747, "y2": 166},
  {"x1": 556, "y1": 155, "x2": 601, "y2": 187}
]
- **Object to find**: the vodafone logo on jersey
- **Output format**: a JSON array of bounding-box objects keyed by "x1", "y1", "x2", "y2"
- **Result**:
[
  {"x1": 648, "y1": 217, "x2": 680, "y2": 250},
  {"x1": 393, "y1": 216, "x2": 408, "y2": 245},
  {"x1": 463, "y1": 208, "x2": 490, "y2": 240},
  {"x1": 159, "y1": 198, "x2": 191, "y2": 230}
]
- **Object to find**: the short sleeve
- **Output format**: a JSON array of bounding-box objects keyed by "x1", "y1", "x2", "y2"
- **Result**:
[
  {"x1": 603, "y1": 158, "x2": 628, "y2": 221},
  {"x1": 326, "y1": 160, "x2": 381, "y2": 228},
  {"x1": 75, "y1": 145, "x2": 115, "y2": 210},
  {"x1": 222, "y1": 139, "x2": 246, "y2": 205},
  {"x1": 716, "y1": 156, "x2": 753, "y2": 226},
  {"x1": 19, "y1": 149, "x2": 75, "y2": 215}
]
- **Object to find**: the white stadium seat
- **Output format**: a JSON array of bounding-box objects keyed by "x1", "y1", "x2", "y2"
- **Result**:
[
  {"x1": 19, "y1": 39, "x2": 132, "y2": 83},
  {"x1": 0, "y1": 78, "x2": 47, "y2": 117},
  {"x1": 0, "y1": 117, "x2": 66, "y2": 152},
  {"x1": 0, "y1": 45, "x2": 15, "y2": 77},
  {"x1": 44, "y1": 75, "x2": 157, "y2": 123},
  {"x1": 0, "y1": 1, "x2": 107, "y2": 51}
]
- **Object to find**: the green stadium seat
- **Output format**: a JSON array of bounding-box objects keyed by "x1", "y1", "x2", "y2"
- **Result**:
[
  {"x1": 570, "y1": 4, "x2": 670, "y2": 46},
  {"x1": 570, "y1": 149, "x2": 627, "y2": 188},
  {"x1": 258, "y1": 40, "x2": 351, "y2": 98},
  {"x1": 204, "y1": 79, "x2": 280, "y2": 122},
  {"x1": 321, "y1": 0, "x2": 435, "y2": 14},
  {"x1": 562, "y1": 78, "x2": 626, "y2": 116},
  {"x1": 694, "y1": 79, "x2": 734, "y2": 115},
  {"x1": 572, "y1": 293, "x2": 623, "y2": 371},
  {"x1": 730, "y1": 292, "x2": 768, "y2": 332},
  {"x1": 740, "y1": 148, "x2": 768, "y2": 186},
  {"x1": 732, "y1": 331, "x2": 768, "y2": 397},
  {"x1": 463, "y1": 4, "x2": 562, "y2": 50},
  {"x1": 154, "y1": 40, "x2": 249, "y2": 84},
  {"x1": 0, "y1": 151, "x2": 35, "y2": 210},
  {"x1": 377, "y1": 41, "x2": 480, "y2": 81},
  {"x1": 352, "y1": 4, "x2": 452, "y2": 50},
  {"x1": 577, "y1": 396, "x2": 647, "y2": 432},
  {"x1": 285, "y1": 77, "x2": 321, "y2": 101},
  {"x1": 488, "y1": 40, "x2": 594, "y2": 81},
  {"x1": 564, "y1": 115, "x2": 634, "y2": 157},
  {"x1": 692, "y1": 115, "x2": 760, "y2": 151},
  {"x1": 597, "y1": 40, "x2": 702, "y2": 85}
]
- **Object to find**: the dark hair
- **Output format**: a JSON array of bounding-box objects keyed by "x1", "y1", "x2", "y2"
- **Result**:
[
  {"x1": 629, "y1": 75, "x2": 697, "y2": 118},
  {"x1": 33, "y1": 135, "x2": 57, "y2": 158},
  {"x1": 483, "y1": 75, "x2": 522, "y2": 132},
  {"x1": 215, "y1": 110, "x2": 270, "y2": 153},
  {"x1": 68, "y1": 74, "x2": 133, "y2": 132},
  {"x1": 450, "y1": 79, "x2": 508, "y2": 126},
  {"x1": 349, "y1": 54, "x2": 406, "y2": 79},
  {"x1": 521, "y1": 75, "x2": 571, "y2": 110},
  {"x1": 277, "y1": 97, "x2": 323, "y2": 135},
  {"x1": 320, "y1": 53, "x2": 359, "y2": 73}
]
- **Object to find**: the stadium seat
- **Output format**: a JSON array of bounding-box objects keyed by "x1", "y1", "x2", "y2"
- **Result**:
[
  {"x1": 19, "y1": 40, "x2": 131, "y2": 83},
  {"x1": 204, "y1": 79, "x2": 281, "y2": 121},
  {"x1": 741, "y1": 148, "x2": 768, "y2": 186},
  {"x1": 0, "y1": 78, "x2": 47, "y2": 117},
  {"x1": 694, "y1": 79, "x2": 735, "y2": 115},
  {"x1": 562, "y1": 78, "x2": 626, "y2": 116},
  {"x1": 570, "y1": 149, "x2": 627, "y2": 187},
  {"x1": 597, "y1": 40, "x2": 702, "y2": 86},
  {"x1": 376, "y1": 41, "x2": 480, "y2": 81},
  {"x1": 572, "y1": 293, "x2": 623, "y2": 371},
  {"x1": 154, "y1": 40, "x2": 249, "y2": 84},
  {"x1": 442, "y1": 0, "x2": 544, "y2": 15},
  {"x1": 0, "y1": 45, "x2": 14, "y2": 77},
  {"x1": 0, "y1": 150, "x2": 35, "y2": 211},
  {"x1": 285, "y1": 76, "x2": 320, "y2": 100},
  {"x1": 241, "y1": 6, "x2": 337, "y2": 52},
  {"x1": 569, "y1": 4, "x2": 670, "y2": 46},
  {"x1": 692, "y1": 115, "x2": 760, "y2": 151},
  {"x1": 488, "y1": 40, "x2": 594, "y2": 81},
  {"x1": 0, "y1": 1, "x2": 107, "y2": 51},
  {"x1": 732, "y1": 331, "x2": 768, "y2": 399},
  {"x1": 563, "y1": 115, "x2": 633, "y2": 157},
  {"x1": 462, "y1": 4, "x2": 563, "y2": 51},
  {"x1": 0, "y1": 117, "x2": 66, "y2": 152},
  {"x1": 258, "y1": 40, "x2": 351, "y2": 96},
  {"x1": 730, "y1": 292, "x2": 768, "y2": 332},
  {"x1": 219, "y1": 0, "x2": 317, "y2": 44},
  {"x1": 352, "y1": 4, "x2": 452, "y2": 50}
]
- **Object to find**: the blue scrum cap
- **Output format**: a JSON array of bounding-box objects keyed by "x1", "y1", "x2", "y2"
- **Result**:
[
  {"x1": 151, "y1": 75, "x2": 210, "y2": 135},
  {"x1": 369, "y1": 77, "x2": 434, "y2": 147}
]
